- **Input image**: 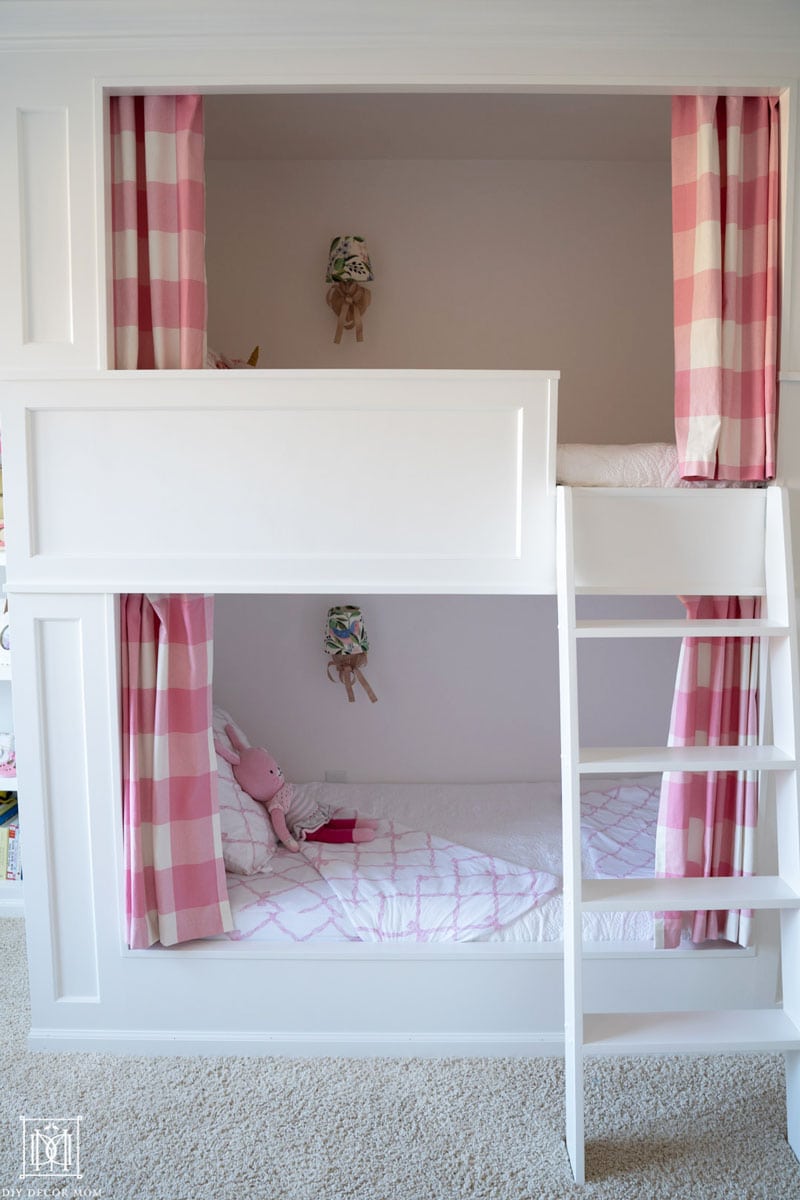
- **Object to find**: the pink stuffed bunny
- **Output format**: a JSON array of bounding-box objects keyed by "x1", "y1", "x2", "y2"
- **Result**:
[{"x1": 214, "y1": 723, "x2": 377, "y2": 853}]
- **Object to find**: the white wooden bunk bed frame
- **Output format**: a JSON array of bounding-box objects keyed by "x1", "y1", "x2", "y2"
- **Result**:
[
  {"x1": 3, "y1": 0, "x2": 800, "y2": 1183},
  {"x1": 1, "y1": 365, "x2": 792, "y2": 1016},
  {"x1": 3, "y1": 373, "x2": 800, "y2": 1178}
]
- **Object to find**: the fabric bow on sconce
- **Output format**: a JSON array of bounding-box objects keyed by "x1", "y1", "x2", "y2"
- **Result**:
[
  {"x1": 324, "y1": 605, "x2": 378, "y2": 703},
  {"x1": 325, "y1": 236, "x2": 374, "y2": 344}
]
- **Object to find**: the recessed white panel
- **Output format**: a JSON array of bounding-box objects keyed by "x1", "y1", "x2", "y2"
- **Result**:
[
  {"x1": 32, "y1": 406, "x2": 520, "y2": 557},
  {"x1": 18, "y1": 108, "x2": 73, "y2": 344},
  {"x1": 570, "y1": 487, "x2": 767, "y2": 595},
  {"x1": 38, "y1": 618, "x2": 99, "y2": 1001},
  {"x1": 7, "y1": 371, "x2": 557, "y2": 592}
]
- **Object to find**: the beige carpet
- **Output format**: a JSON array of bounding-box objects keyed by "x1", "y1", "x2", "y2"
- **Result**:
[{"x1": 0, "y1": 919, "x2": 798, "y2": 1200}]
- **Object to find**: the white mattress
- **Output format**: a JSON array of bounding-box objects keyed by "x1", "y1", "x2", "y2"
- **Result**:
[
  {"x1": 556, "y1": 442, "x2": 755, "y2": 489},
  {"x1": 224, "y1": 777, "x2": 661, "y2": 944},
  {"x1": 557, "y1": 443, "x2": 682, "y2": 488}
]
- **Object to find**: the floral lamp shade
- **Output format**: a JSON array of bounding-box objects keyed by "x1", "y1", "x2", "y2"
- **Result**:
[
  {"x1": 325, "y1": 236, "x2": 374, "y2": 343},
  {"x1": 326, "y1": 236, "x2": 374, "y2": 284},
  {"x1": 324, "y1": 605, "x2": 377, "y2": 703}
]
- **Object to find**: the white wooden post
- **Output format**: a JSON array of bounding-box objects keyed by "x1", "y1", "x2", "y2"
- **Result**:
[{"x1": 556, "y1": 487, "x2": 585, "y2": 1184}]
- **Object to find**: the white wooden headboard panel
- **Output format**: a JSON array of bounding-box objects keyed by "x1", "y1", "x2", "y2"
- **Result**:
[{"x1": 2, "y1": 370, "x2": 558, "y2": 593}]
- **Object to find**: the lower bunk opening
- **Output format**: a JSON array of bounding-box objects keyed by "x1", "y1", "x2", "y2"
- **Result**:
[{"x1": 122, "y1": 592, "x2": 765, "y2": 964}]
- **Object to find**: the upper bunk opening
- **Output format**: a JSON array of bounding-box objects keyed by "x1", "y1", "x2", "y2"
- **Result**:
[
  {"x1": 106, "y1": 90, "x2": 675, "y2": 447},
  {"x1": 201, "y1": 91, "x2": 674, "y2": 445}
]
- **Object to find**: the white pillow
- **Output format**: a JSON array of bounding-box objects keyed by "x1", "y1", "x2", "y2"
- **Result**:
[{"x1": 213, "y1": 706, "x2": 278, "y2": 876}]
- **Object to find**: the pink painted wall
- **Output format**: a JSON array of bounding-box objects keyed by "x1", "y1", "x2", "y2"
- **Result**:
[
  {"x1": 213, "y1": 594, "x2": 683, "y2": 783},
  {"x1": 207, "y1": 155, "x2": 678, "y2": 781},
  {"x1": 206, "y1": 157, "x2": 674, "y2": 444}
]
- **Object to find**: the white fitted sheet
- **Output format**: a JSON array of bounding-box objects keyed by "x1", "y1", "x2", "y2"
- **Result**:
[
  {"x1": 555, "y1": 443, "x2": 754, "y2": 490},
  {"x1": 224, "y1": 777, "x2": 661, "y2": 944},
  {"x1": 557, "y1": 443, "x2": 682, "y2": 488}
]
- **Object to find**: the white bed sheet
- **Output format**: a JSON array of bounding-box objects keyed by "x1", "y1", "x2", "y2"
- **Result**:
[
  {"x1": 557, "y1": 443, "x2": 682, "y2": 488},
  {"x1": 224, "y1": 777, "x2": 661, "y2": 944},
  {"x1": 556, "y1": 443, "x2": 754, "y2": 490}
]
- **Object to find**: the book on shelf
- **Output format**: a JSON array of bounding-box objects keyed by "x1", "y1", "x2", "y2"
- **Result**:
[
  {"x1": 0, "y1": 799, "x2": 19, "y2": 880},
  {"x1": 5, "y1": 820, "x2": 19, "y2": 881},
  {"x1": 0, "y1": 797, "x2": 17, "y2": 826}
]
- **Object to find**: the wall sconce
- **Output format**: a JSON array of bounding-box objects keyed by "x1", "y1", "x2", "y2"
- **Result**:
[
  {"x1": 325, "y1": 236, "x2": 374, "y2": 344},
  {"x1": 324, "y1": 605, "x2": 378, "y2": 703}
]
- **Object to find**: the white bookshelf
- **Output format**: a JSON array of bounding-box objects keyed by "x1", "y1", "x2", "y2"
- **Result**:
[
  {"x1": 0, "y1": 877, "x2": 22, "y2": 914},
  {"x1": 0, "y1": 537, "x2": 20, "y2": 915}
]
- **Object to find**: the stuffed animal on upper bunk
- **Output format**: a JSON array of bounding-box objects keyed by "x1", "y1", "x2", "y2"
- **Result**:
[
  {"x1": 206, "y1": 345, "x2": 260, "y2": 369},
  {"x1": 214, "y1": 721, "x2": 377, "y2": 853}
]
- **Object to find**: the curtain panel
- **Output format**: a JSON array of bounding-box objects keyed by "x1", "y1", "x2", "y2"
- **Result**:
[
  {"x1": 655, "y1": 597, "x2": 760, "y2": 949},
  {"x1": 113, "y1": 96, "x2": 230, "y2": 947},
  {"x1": 672, "y1": 95, "x2": 779, "y2": 481},
  {"x1": 110, "y1": 94, "x2": 207, "y2": 369},
  {"x1": 122, "y1": 594, "x2": 232, "y2": 949}
]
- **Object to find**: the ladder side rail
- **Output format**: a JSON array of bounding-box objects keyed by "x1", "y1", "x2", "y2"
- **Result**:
[
  {"x1": 754, "y1": 565, "x2": 784, "y2": 960},
  {"x1": 754, "y1": 664, "x2": 779, "y2": 966},
  {"x1": 556, "y1": 487, "x2": 585, "y2": 1185},
  {"x1": 764, "y1": 489, "x2": 800, "y2": 895},
  {"x1": 756, "y1": 608, "x2": 776, "y2": 950},
  {"x1": 764, "y1": 486, "x2": 798, "y2": 762},
  {"x1": 764, "y1": 486, "x2": 800, "y2": 1159}
]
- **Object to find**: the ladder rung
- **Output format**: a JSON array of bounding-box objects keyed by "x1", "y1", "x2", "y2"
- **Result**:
[
  {"x1": 581, "y1": 875, "x2": 800, "y2": 912},
  {"x1": 583, "y1": 1009, "x2": 800, "y2": 1055},
  {"x1": 577, "y1": 745, "x2": 796, "y2": 774},
  {"x1": 574, "y1": 619, "x2": 789, "y2": 639}
]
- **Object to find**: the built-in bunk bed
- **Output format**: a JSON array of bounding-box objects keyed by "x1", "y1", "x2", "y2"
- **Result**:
[
  {"x1": 6, "y1": 368, "x2": 787, "y2": 966},
  {"x1": 5, "y1": 363, "x2": 798, "y2": 1188},
  {"x1": 2, "y1": 55, "x2": 798, "y2": 1187}
]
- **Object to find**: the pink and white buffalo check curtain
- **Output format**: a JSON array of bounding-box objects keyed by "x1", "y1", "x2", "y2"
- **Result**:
[
  {"x1": 655, "y1": 597, "x2": 760, "y2": 949},
  {"x1": 672, "y1": 95, "x2": 779, "y2": 480},
  {"x1": 110, "y1": 95, "x2": 206, "y2": 369},
  {"x1": 122, "y1": 594, "x2": 232, "y2": 949},
  {"x1": 113, "y1": 98, "x2": 229, "y2": 947}
]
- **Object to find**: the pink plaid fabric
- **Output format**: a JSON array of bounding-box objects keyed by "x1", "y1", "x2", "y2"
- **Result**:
[
  {"x1": 110, "y1": 95, "x2": 207, "y2": 369},
  {"x1": 672, "y1": 95, "x2": 779, "y2": 480},
  {"x1": 655, "y1": 597, "x2": 760, "y2": 949},
  {"x1": 122, "y1": 594, "x2": 232, "y2": 948}
]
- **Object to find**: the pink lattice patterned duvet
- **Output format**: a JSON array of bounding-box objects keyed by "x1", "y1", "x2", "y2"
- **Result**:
[{"x1": 223, "y1": 777, "x2": 661, "y2": 944}]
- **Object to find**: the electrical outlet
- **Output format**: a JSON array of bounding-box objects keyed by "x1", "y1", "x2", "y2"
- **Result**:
[{"x1": 324, "y1": 770, "x2": 348, "y2": 784}]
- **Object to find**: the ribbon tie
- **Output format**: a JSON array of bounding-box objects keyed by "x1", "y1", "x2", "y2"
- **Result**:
[
  {"x1": 326, "y1": 282, "x2": 372, "y2": 344},
  {"x1": 327, "y1": 651, "x2": 378, "y2": 703}
]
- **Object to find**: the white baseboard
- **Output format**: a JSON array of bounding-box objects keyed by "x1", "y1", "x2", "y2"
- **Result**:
[{"x1": 27, "y1": 1027, "x2": 565, "y2": 1058}]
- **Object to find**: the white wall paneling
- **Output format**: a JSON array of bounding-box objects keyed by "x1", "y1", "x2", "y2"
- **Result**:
[
  {"x1": 36, "y1": 618, "x2": 99, "y2": 1000},
  {"x1": 569, "y1": 487, "x2": 769, "y2": 596},
  {"x1": 17, "y1": 108, "x2": 73, "y2": 345},
  {"x1": 11, "y1": 593, "x2": 122, "y2": 1026},
  {"x1": 1, "y1": 370, "x2": 558, "y2": 594},
  {"x1": 0, "y1": 58, "x2": 100, "y2": 367}
]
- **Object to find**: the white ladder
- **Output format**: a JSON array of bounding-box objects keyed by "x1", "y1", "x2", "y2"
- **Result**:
[{"x1": 556, "y1": 484, "x2": 800, "y2": 1184}]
